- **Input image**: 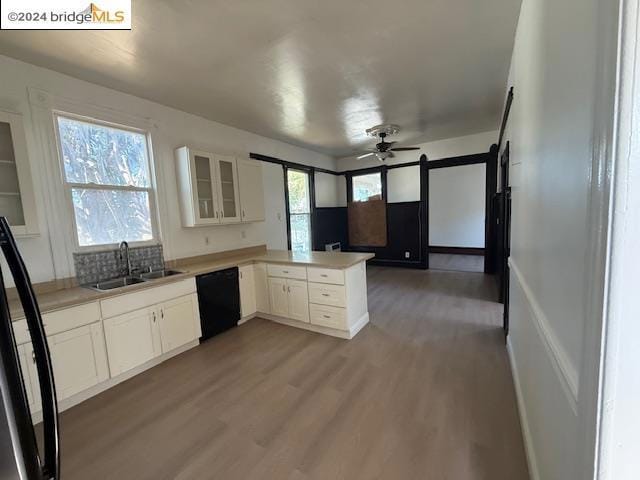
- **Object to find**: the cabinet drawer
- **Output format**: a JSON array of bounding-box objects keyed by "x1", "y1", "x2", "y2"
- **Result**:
[
  {"x1": 308, "y1": 283, "x2": 346, "y2": 307},
  {"x1": 307, "y1": 267, "x2": 344, "y2": 285},
  {"x1": 267, "y1": 264, "x2": 307, "y2": 280},
  {"x1": 309, "y1": 304, "x2": 347, "y2": 330},
  {"x1": 43, "y1": 302, "x2": 101, "y2": 336}
]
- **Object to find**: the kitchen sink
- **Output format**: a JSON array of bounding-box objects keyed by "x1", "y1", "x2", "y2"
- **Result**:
[
  {"x1": 88, "y1": 276, "x2": 147, "y2": 291},
  {"x1": 138, "y1": 269, "x2": 184, "y2": 280},
  {"x1": 86, "y1": 270, "x2": 185, "y2": 291}
]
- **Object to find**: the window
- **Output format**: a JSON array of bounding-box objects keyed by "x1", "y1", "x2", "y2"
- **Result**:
[
  {"x1": 287, "y1": 169, "x2": 312, "y2": 253},
  {"x1": 55, "y1": 115, "x2": 156, "y2": 247},
  {"x1": 352, "y1": 172, "x2": 382, "y2": 202}
]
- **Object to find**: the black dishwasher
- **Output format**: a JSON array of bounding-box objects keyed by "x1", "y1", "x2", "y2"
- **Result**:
[{"x1": 196, "y1": 267, "x2": 240, "y2": 341}]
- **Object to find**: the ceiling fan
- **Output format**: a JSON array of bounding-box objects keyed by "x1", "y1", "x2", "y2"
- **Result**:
[{"x1": 356, "y1": 124, "x2": 421, "y2": 161}]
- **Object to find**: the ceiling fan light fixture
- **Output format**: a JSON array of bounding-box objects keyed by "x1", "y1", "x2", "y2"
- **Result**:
[
  {"x1": 366, "y1": 124, "x2": 401, "y2": 138},
  {"x1": 375, "y1": 151, "x2": 390, "y2": 161}
]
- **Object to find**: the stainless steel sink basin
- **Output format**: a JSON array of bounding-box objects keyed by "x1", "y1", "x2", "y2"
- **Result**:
[
  {"x1": 138, "y1": 269, "x2": 184, "y2": 280},
  {"x1": 89, "y1": 276, "x2": 147, "y2": 291}
]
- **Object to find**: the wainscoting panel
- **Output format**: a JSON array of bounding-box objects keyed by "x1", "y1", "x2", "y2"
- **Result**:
[{"x1": 508, "y1": 260, "x2": 580, "y2": 480}]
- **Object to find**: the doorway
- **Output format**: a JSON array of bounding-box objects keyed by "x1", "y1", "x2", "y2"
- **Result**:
[
  {"x1": 497, "y1": 142, "x2": 512, "y2": 335},
  {"x1": 285, "y1": 168, "x2": 313, "y2": 253},
  {"x1": 427, "y1": 160, "x2": 487, "y2": 273}
]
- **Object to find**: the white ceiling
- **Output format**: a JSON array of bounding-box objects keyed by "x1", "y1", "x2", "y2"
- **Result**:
[{"x1": 0, "y1": 0, "x2": 521, "y2": 157}]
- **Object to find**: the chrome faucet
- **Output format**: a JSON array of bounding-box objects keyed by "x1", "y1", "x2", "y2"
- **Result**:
[{"x1": 119, "y1": 241, "x2": 131, "y2": 277}]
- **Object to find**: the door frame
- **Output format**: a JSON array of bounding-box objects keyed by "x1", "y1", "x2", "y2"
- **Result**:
[{"x1": 283, "y1": 165, "x2": 315, "y2": 251}]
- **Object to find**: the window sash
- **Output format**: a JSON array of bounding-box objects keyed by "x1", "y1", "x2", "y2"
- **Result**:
[
  {"x1": 352, "y1": 172, "x2": 383, "y2": 202},
  {"x1": 54, "y1": 112, "x2": 159, "y2": 250}
]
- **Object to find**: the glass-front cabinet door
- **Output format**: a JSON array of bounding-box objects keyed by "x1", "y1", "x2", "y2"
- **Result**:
[
  {"x1": 189, "y1": 150, "x2": 220, "y2": 224},
  {"x1": 0, "y1": 111, "x2": 38, "y2": 236},
  {"x1": 215, "y1": 155, "x2": 241, "y2": 223}
]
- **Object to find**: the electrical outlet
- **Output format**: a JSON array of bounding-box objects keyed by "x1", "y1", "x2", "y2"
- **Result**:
[{"x1": 405, "y1": 251, "x2": 410, "y2": 259}]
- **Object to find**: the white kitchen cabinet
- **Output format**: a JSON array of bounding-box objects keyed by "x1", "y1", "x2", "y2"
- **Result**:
[
  {"x1": 268, "y1": 277, "x2": 289, "y2": 317},
  {"x1": 254, "y1": 263, "x2": 270, "y2": 314},
  {"x1": 47, "y1": 323, "x2": 109, "y2": 400},
  {"x1": 175, "y1": 147, "x2": 265, "y2": 227},
  {"x1": 103, "y1": 307, "x2": 162, "y2": 377},
  {"x1": 18, "y1": 343, "x2": 41, "y2": 413},
  {"x1": 18, "y1": 326, "x2": 109, "y2": 413},
  {"x1": 267, "y1": 277, "x2": 309, "y2": 322},
  {"x1": 287, "y1": 279, "x2": 310, "y2": 323},
  {"x1": 0, "y1": 110, "x2": 38, "y2": 236},
  {"x1": 175, "y1": 147, "x2": 221, "y2": 227},
  {"x1": 237, "y1": 158, "x2": 265, "y2": 222},
  {"x1": 239, "y1": 265, "x2": 257, "y2": 318},
  {"x1": 215, "y1": 155, "x2": 241, "y2": 223},
  {"x1": 157, "y1": 294, "x2": 200, "y2": 353}
]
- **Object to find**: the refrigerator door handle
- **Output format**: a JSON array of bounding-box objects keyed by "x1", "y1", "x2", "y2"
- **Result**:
[{"x1": 0, "y1": 217, "x2": 60, "y2": 480}]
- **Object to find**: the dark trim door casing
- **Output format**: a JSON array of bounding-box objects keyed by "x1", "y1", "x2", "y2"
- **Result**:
[{"x1": 283, "y1": 166, "x2": 315, "y2": 251}]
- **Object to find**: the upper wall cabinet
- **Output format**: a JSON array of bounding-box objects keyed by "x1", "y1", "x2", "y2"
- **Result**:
[
  {"x1": 175, "y1": 146, "x2": 264, "y2": 227},
  {"x1": 0, "y1": 110, "x2": 38, "y2": 236},
  {"x1": 237, "y1": 158, "x2": 265, "y2": 223}
]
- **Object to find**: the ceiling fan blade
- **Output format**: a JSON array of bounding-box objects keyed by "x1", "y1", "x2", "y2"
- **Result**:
[
  {"x1": 357, "y1": 152, "x2": 376, "y2": 159},
  {"x1": 390, "y1": 147, "x2": 421, "y2": 151}
]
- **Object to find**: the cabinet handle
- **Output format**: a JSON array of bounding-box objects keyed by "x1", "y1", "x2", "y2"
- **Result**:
[
  {"x1": 283, "y1": 270, "x2": 289, "y2": 274},
  {"x1": 242, "y1": 210, "x2": 245, "y2": 218},
  {"x1": 152, "y1": 312, "x2": 156, "y2": 323},
  {"x1": 215, "y1": 211, "x2": 218, "y2": 218},
  {"x1": 287, "y1": 286, "x2": 291, "y2": 293},
  {"x1": 221, "y1": 211, "x2": 224, "y2": 218},
  {"x1": 282, "y1": 285, "x2": 286, "y2": 292},
  {"x1": 323, "y1": 315, "x2": 331, "y2": 319},
  {"x1": 161, "y1": 309, "x2": 164, "y2": 319},
  {"x1": 322, "y1": 293, "x2": 330, "y2": 297},
  {"x1": 320, "y1": 274, "x2": 328, "y2": 278}
]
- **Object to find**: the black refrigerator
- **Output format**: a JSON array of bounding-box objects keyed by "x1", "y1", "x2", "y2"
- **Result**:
[{"x1": 0, "y1": 217, "x2": 60, "y2": 479}]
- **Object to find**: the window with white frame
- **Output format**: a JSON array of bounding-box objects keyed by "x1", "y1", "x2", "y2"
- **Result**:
[{"x1": 55, "y1": 115, "x2": 157, "y2": 247}]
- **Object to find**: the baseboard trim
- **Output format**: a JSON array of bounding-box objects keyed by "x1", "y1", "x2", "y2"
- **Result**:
[
  {"x1": 507, "y1": 337, "x2": 541, "y2": 480},
  {"x1": 429, "y1": 246, "x2": 485, "y2": 255},
  {"x1": 509, "y1": 258, "x2": 579, "y2": 412},
  {"x1": 258, "y1": 311, "x2": 369, "y2": 339}
]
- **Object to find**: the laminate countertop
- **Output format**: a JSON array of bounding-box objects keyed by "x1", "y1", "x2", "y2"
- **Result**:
[{"x1": 8, "y1": 250, "x2": 374, "y2": 320}]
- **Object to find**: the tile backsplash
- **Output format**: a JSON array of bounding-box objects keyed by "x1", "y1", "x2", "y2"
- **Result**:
[{"x1": 74, "y1": 244, "x2": 165, "y2": 285}]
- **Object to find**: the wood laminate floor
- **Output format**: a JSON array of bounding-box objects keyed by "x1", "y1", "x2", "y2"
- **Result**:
[
  {"x1": 56, "y1": 266, "x2": 529, "y2": 480},
  {"x1": 429, "y1": 253, "x2": 485, "y2": 273}
]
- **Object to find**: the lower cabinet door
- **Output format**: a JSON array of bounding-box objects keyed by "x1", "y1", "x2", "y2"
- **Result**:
[
  {"x1": 158, "y1": 295, "x2": 199, "y2": 353},
  {"x1": 254, "y1": 263, "x2": 270, "y2": 314},
  {"x1": 287, "y1": 279, "x2": 310, "y2": 323},
  {"x1": 268, "y1": 277, "x2": 289, "y2": 317},
  {"x1": 18, "y1": 343, "x2": 41, "y2": 413},
  {"x1": 239, "y1": 265, "x2": 257, "y2": 317},
  {"x1": 104, "y1": 307, "x2": 162, "y2": 377},
  {"x1": 47, "y1": 323, "x2": 109, "y2": 400}
]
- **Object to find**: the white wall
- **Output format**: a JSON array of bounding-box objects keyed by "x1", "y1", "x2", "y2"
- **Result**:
[
  {"x1": 429, "y1": 164, "x2": 486, "y2": 248},
  {"x1": 0, "y1": 55, "x2": 335, "y2": 286},
  {"x1": 502, "y1": 0, "x2": 604, "y2": 478},
  {"x1": 387, "y1": 166, "x2": 420, "y2": 203}
]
